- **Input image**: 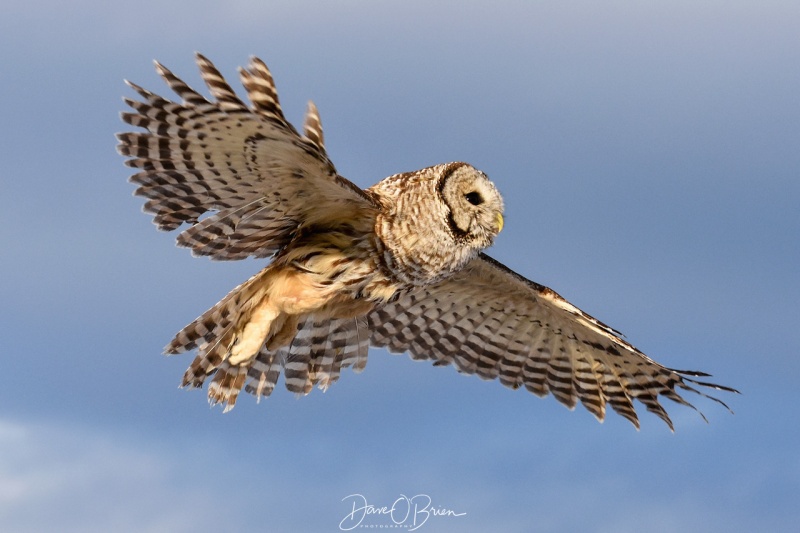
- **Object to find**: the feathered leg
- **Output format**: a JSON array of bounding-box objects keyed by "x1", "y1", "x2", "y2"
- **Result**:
[{"x1": 168, "y1": 263, "x2": 339, "y2": 410}]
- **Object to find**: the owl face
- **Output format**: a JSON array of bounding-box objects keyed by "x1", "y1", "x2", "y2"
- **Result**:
[
  {"x1": 369, "y1": 162, "x2": 505, "y2": 285},
  {"x1": 439, "y1": 163, "x2": 505, "y2": 249}
]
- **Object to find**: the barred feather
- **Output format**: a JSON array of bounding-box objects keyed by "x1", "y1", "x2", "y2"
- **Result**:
[
  {"x1": 302, "y1": 101, "x2": 325, "y2": 151},
  {"x1": 369, "y1": 254, "x2": 738, "y2": 430},
  {"x1": 118, "y1": 52, "x2": 373, "y2": 259},
  {"x1": 207, "y1": 362, "x2": 248, "y2": 413},
  {"x1": 180, "y1": 311, "x2": 377, "y2": 408},
  {"x1": 195, "y1": 53, "x2": 248, "y2": 111},
  {"x1": 239, "y1": 56, "x2": 286, "y2": 121}
]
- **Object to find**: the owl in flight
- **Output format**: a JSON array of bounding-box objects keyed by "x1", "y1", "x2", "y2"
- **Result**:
[{"x1": 118, "y1": 53, "x2": 736, "y2": 430}]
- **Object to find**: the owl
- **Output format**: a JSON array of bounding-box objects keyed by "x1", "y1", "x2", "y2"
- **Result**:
[{"x1": 118, "y1": 53, "x2": 736, "y2": 430}]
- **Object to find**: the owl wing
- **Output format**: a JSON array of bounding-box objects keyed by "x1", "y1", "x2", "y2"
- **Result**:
[
  {"x1": 368, "y1": 253, "x2": 737, "y2": 430},
  {"x1": 117, "y1": 53, "x2": 376, "y2": 260}
]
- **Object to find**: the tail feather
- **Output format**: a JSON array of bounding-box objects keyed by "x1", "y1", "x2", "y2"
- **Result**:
[
  {"x1": 245, "y1": 345, "x2": 286, "y2": 400},
  {"x1": 165, "y1": 269, "x2": 269, "y2": 356},
  {"x1": 175, "y1": 306, "x2": 374, "y2": 409},
  {"x1": 179, "y1": 324, "x2": 241, "y2": 387},
  {"x1": 314, "y1": 320, "x2": 349, "y2": 391},
  {"x1": 292, "y1": 316, "x2": 371, "y2": 394},
  {"x1": 306, "y1": 318, "x2": 336, "y2": 391},
  {"x1": 171, "y1": 268, "x2": 269, "y2": 397},
  {"x1": 349, "y1": 316, "x2": 370, "y2": 373},
  {"x1": 283, "y1": 318, "x2": 316, "y2": 394}
]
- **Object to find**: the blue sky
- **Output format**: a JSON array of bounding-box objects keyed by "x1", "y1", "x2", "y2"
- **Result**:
[{"x1": 1, "y1": 1, "x2": 798, "y2": 531}]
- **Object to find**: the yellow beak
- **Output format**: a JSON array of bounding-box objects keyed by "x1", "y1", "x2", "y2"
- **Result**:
[{"x1": 496, "y1": 213, "x2": 504, "y2": 233}]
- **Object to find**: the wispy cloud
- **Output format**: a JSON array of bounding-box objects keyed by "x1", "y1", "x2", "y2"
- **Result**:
[{"x1": 0, "y1": 419, "x2": 252, "y2": 533}]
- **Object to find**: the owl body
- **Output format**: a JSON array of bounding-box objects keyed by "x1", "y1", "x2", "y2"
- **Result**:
[
  {"x1": 118, "y1": 54, "x2": 735, "y2": 429},
  {"x1": 161, "y1": 158, "x2": 503, "y2": 407}
]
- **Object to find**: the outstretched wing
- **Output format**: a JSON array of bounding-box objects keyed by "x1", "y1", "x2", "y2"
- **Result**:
[
  {"x1": 368, "y1": 253, "x2": 737, "y2": 430},
  {"x1": 117, "y1": 53, "x2": 377, "y2": 260}
]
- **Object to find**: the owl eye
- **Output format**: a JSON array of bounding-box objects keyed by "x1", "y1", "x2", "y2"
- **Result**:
[{"x1": 465, "y1": 191, "x2": 483, "y2": 206}]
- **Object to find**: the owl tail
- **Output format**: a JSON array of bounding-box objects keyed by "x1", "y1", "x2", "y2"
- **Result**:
[{"x1": 164, "y1": 268, "x2": 298, "y2": 411}]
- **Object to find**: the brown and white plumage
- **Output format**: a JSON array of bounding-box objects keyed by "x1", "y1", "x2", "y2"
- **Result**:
[{"x1": 118, "y1": 53, "x2": 736, "y2": 428}]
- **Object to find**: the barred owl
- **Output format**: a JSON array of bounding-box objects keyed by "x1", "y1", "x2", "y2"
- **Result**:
[{"x1": 118, "y1": 54, "x2": 736, "y2": 430}]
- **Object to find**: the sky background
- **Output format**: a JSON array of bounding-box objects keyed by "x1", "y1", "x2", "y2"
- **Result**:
[{"x1": 1, "y1": 1, "x2": 798, "y2": 531}]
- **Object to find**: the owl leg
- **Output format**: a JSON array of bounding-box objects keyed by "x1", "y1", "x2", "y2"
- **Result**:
[
  {"x1": 197, "y1": 266, "x2": 334, "y2": 410},
  {"x1": 200, "y1": 318, "x2": 297, "y2": 412},
  {"x1": 204, "y1": 299, "x2": 282, "y2": 411},
  {"x1": 227, "y1": 267, "x2": 332, "y2": 363},
  {"x1": 227, "y1": 300, "x2": 281, "y2": 365}
]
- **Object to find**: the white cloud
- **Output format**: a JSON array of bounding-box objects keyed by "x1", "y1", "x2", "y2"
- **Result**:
[{"x1": 0, "y1": 419, "x2": 248, "y2": 533}]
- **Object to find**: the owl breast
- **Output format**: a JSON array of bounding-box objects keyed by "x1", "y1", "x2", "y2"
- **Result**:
[{"x1": 273, "y1": 219, "x2": 401, "y2": 305}]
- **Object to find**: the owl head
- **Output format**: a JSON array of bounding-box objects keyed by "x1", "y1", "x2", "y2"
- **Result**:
[
  {"x1": 438, "y1": 162, "x2": 505, "y2": 249},
  {"x1": 371, "y1": 161, "x2": 505, "y2": 284}
]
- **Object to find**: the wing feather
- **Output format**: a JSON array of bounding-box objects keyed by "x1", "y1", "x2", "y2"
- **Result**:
[
  {"x1": 239, "y1": 56, "x2": 286, "y2": 121},
  {"x1": 368, "y1": 253, "x2": 737, "y2": 429},
  {"x1": 118, "y1": 53, "x2": 378, "y2": 258}
]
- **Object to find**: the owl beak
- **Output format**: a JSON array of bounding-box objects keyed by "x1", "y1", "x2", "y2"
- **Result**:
[{"x1": 496, "y1": 213, "x2": 504, "y2": 233}]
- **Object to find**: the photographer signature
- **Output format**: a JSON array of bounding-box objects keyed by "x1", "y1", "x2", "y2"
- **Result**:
[{"x1": 339, "y1": 493, "x2": 466, "y2": 531}]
